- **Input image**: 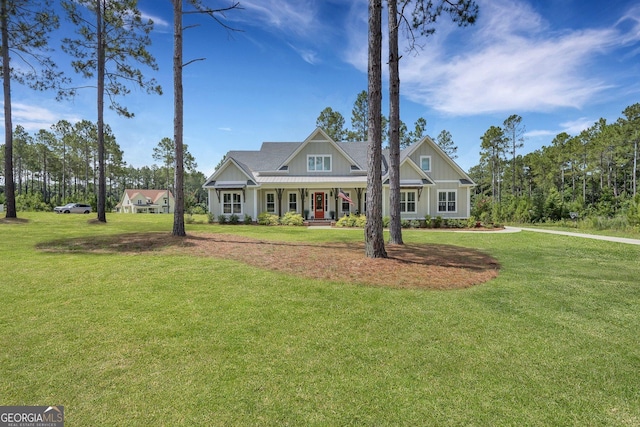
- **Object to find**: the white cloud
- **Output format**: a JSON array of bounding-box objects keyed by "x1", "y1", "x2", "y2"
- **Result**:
[
  {"x1": 526, "y1": 117, "x2": 595, "y2": 139},
  {"x1": 2, "y1": 103, "x2": 81, "y2": 132},
  {"x1": 559, "y1": 117, "x2": 595, "y2": 135},
  {"x1": 402, "y1": 0, "x2": 627, "y2": 115},
  {"x1": 141, "y1": 11, "x2": 170, "y2": 29},
  {"x1": 236, "y1": 0, "x2": 318, "y2": 37},
  {"x1": 342, "y1": 0, "x2": 638, "y2": 117},
  {"x1": 287, "y1": 43, "x2": 319, "y2": 65},
  {"x1": 616, "y1": 4, "x2": 640, "y2": 45}
]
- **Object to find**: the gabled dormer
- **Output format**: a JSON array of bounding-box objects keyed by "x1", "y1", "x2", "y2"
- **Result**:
[{"x1": 277, "y1": 128, "x2": 363, "y2": 175}]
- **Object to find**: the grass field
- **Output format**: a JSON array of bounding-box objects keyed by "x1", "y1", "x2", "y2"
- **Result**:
[{"x1": 1, "y1": 213, "x2": 639, "y2": 426}]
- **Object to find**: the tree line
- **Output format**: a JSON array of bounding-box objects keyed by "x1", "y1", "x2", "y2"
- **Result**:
[
  {"x1": 0, "y1": 120, "x2": 206, "y2": 212},
  {"x1": 2, "y1": 0, "x2": 241, "y2": 238},
  {"x1": 471, "y1": 104, "x2": 640, "y2": 226},
  {"x1": 316, "y1": 90, "x2": 458, "y2": 158}
]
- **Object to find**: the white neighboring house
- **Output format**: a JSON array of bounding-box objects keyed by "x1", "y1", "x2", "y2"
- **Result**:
[
  {"x1": 203, "y1": 128, "x2": 475, "y2": 221},
  {"x1": 116, "y1": 189, "x2": 175, "y2": 214}
]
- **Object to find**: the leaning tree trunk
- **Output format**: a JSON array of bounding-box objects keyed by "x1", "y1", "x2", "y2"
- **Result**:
[
  {"x1": 172, "y1": 0, "x2": 186, "y2": 236},
  {"x1": 1, "y1": 0, "x2": 16, "y2": 218},
  {"x1": 387, "y1": 0, "x2": 403, "y2": 245},
  {"x1": 364, "y1": 0, "x2": 387, "y2": 258}
]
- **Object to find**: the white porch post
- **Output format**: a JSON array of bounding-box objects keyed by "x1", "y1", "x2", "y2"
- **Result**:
[
  {"x1": 382, "y1": 186, "x2": 388, "y2": 217},
  {"x1": 253, "y1": 189, "x2": 258, "y2": 221}
]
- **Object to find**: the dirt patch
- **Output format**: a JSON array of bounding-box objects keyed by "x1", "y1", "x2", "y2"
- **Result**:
[
  {"x1": 0, "y1": 217, "x2": 29, "y2": 224},
  {"x1": 37, "y1": 232, "x2": 500, "y2": 289}
]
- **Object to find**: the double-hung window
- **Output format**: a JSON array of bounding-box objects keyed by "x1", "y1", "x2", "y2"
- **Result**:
[
  {"x1": 266, "y1": 193, "x2": 276, "y2": 213},
  {"x1": 307, "y1": 155, "x2": 332, "y2": 172},
  {"x1": 288, "y1": 193, "x2": 297, "y2": 212},
  {"x1": 400, "y1": 191, "x2": 416, "y2": 213},
  {"x1": 341, "y1": 191, "x2": 351, "y2": 213},
  {"x1": 223, "y1": 192, "x2": 242, "y2": 214},
  {"x1": 438, "y1": 190, "x2": 456, "y2": 213}
]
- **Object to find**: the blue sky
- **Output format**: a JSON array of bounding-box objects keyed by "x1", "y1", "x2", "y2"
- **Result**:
[{"x1": 6, "y1": 0, "x2": 640, "y2": 176}]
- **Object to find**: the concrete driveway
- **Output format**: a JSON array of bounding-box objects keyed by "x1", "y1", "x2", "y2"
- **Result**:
[{"x1": 505, "y1": 226, "x2": 640, "y2": 245}]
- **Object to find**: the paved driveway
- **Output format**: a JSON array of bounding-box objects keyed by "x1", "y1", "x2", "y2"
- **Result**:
[{"x1": 505, "y1": 226, "x2": 640, "y2": 245}]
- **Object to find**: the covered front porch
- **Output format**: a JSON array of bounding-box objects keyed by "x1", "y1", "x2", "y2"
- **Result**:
[{"x1": 258, "y1": 186, "x2": 365, "y2": 221}]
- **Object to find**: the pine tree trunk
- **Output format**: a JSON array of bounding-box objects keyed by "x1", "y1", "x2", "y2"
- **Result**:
[
  {"x1": 387, "y1": 0, "x2": 403, "y2": 245},
  {"x1": 2, "y1": 0, "x2": 16, "y2": 218},
  {"x1": 172, "y1": 0, "x2": 186, "y2": 236},
  {"x1": 364, "y1": 0, "x2": 387, "y2": 259},
  {"x1": 96, "y1": 0, "x2": 107, "y2": 222}
]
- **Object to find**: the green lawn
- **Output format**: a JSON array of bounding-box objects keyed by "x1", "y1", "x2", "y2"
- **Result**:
[{"x1": 1, "y1": 213, "x2": 639, "y2": 426}]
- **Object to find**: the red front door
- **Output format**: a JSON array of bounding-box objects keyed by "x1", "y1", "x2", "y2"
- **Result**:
[{"x1": 314, "y1": 192, "x2": 324, "y2": 219}]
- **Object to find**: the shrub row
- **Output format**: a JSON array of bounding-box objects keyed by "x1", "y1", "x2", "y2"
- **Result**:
[{"x1": 256, "y1": 211, "x2": 304, "y2": 226}]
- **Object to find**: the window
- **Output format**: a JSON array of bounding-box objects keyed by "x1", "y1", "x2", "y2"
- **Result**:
[
  {"x1": 420, "y1": 156, "x2": 431, "y2": 172},
  {"x1": 266, "y1": 193, "x2": 275, "y2": 213},
  {"x1": 438, "y1": 190, "x2": 456, "y2": 213},
  {"x1": 307, "y1": 155, "x2": 332, "y2": 172},
  {"x1": 288, "y1": 193, "x2": 297, "y2": 212},
  {"x1": 341, "y1": 191, "x2": 351, "y2": 213},
  {"x1": 223, "y1": 192, "x2": 242, "y2": 214},
  {"x1": 400, "y1": 191, "x2": 416, "y2": 213},
  {"x1": 137, "y1": 199, "x2": 143, "y2": 205}
]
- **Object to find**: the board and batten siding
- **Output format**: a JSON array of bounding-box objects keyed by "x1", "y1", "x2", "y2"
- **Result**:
[
  {"x1": 408, "y1": 144, "x2": 461, "y2": 181},
  {"x1": 286, "y1": 139, "x2": 353, "y2": 176},
  {"x1": 215, "y1": 164, "x2": 251, "y2": 182}
]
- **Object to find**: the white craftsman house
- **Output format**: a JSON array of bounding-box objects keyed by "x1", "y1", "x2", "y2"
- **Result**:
[
  {"x1": 203, "y1": 128, "x2": 474, "y2": 221},
  {"x1": 115, "y1": 189, "x2": 175, "y2": 214}
]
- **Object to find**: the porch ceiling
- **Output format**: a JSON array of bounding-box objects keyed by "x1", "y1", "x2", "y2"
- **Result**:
[{"x1": 256, "y1": 176, "x2": 367, "y2": 185}]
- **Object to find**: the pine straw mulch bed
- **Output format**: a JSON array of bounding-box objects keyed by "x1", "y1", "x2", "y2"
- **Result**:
[{"x1": 37, "y1": 232, "x2": 501, "y2": 290}]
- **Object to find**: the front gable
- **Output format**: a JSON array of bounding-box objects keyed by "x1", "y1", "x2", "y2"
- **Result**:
[
  {"x1": 403, "y1": 136, "x2": 474, "y2": 183},
  {"x1": 203, "y1": 157, "x2": 257, "y2": 188},
  {"x1": 130, "y1": 192, "x2": 148, "y2": 206},
  {"x1": 278, "y1": 128, "x2": 362, "y2": 175}
]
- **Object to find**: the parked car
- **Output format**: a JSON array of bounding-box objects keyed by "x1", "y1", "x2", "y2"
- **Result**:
[{"x1": 54, "y1": 203, "x2": 92, "y2": 214}]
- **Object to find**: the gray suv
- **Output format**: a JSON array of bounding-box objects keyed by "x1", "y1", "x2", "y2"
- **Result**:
[{"x1": 54, "y1": 203, "x2": 92, "y2": 214}]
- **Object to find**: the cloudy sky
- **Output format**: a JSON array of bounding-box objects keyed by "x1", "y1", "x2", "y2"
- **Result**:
[{"x1": 5, "y1": 0, "x2": 640, "y2": 175}]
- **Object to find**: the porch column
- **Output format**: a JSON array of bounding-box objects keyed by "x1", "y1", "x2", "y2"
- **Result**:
[
  {"x1": 298, "y1": 188, "x2": 307, "y2": 218},
  {"x1": 253, "y1": 189, "x2": 258, "y2": 221},
  {"x1": 276, "y1": 188, "x2": 284, "y2": 217}
]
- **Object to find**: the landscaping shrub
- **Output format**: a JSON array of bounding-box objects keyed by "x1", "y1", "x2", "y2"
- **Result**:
[
  {"x1": 424, "y1": 214, "x2": 432, "y2": 228},
  {"x1": 257, "y1": 211, "x2": 280, "y2": 225},
  {"x1": 335, "y1": 214, "x2": 366, "y2": 228},
  {"x1": 229, "y1": 214, "x2": 240, "y2": 224},
  {"x1": 217, "y1": 214, "x2": 227, "y2": 224},
  {"x1": 243, "y1": 214, "x2": 253, "y2": 224},
  {"x1": 281, "y1": 212, "x2": 304, "y2": 226},
  {"x1": 433, "y1": 216, "x2": 443, "y2": 228},
  {"x1": 383, "y1": 216, "x2": 390, "y2": 228},
  {"x1": 207, "y1": 212, "x2": 215, "y2": 224},
  {"x1": 445, "y1": 219, "x2": 467, "y2": 228}
]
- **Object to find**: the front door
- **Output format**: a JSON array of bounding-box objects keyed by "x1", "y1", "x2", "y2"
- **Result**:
[{"x1": 314, "y1": 192, "x2": 324, "y2": 219}]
